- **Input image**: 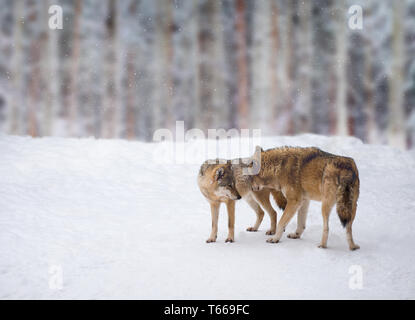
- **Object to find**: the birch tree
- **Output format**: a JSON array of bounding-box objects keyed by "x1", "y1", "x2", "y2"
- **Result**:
[
  {"x1": 154, "y1": 0, "x2": 173, "y2": 132},
  {"x1": 171, "y1": 0, "x2": 200, "y2": 130},
  {"x1": 102, "y1": 0, "x2": 120, "y2": 139},
  {"x1": 235, "y1": 0, "x2": 249, "y2": 129},
  {"x1": 250, "y1": 0, "x2": 272, "y2": 132},
  {"x1": 9, "y1": 0, "x2": 24, "y2": 135},
  {"x1": 0, "y1": 0, "x2": 13, "y2": 133},
  {"x1": 295, "y1": 0, "x2": 313, "y2": 133},
  {"x1": 26, "y1": 0, "x2": 43, "y2": 137},
  {"x1": 388, "y1": 0, "x2": 406, "y2": 148},
  {"x1": 67, "y1": 0, "x2": 82, "y2": 135},
  {"x1": 335, "y1": 1, "x2": 348, "y2": 136},
  {"x1": 42, "y1": 0, "x2": 60, "y2": 136},
  {"x1": 210, "y1": 0, "x2": 227, "y2": 129}
]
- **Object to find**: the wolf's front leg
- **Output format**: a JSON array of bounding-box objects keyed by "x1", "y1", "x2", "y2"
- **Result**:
[
  {"x1": 245, "y1": 195, "x2": 264, "y2": 232},
  {"x1": 253, "y1": 191, "x2": 277, "y2": 235},
  {"x1": 267, "y1": 200, "x2": 300, "y2": 243},
  {"x1": 225, "y1": 200, "x2": 235, "y2": 242},
  {"x1": 206, "y1": 202, "x2": 220, "y2": 243}
]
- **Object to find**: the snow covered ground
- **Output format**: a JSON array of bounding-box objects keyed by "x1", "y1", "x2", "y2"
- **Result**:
[{"x1": 0, "y1": 134, "x2": 414, "y2": 299}]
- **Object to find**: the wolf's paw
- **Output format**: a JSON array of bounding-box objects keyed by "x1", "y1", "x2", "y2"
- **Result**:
[
  {"x1": 246, "y1": 227, "x2": 258, "y2": 232},
  {"x1": 266, "y1": 230, "x2": 276, "y2": 235},
  {"x1": 349, "y1": 244, "x2": 360, "y2": 251},
  {"x1": 287, "y1": 232, "x2": 300, "y2": 239},
  {"x1": 225, "y1": 237, "x2": 234, "y2": 243},
  {"x1": 206, "y1": 237, "x2": 216, "y2": 243},
  {"x1": 318, "y1": 244, "x2": 327, "y2": 249},
  {"x1": 266, "y1": 238, "x2": 279, "y2": 244}
]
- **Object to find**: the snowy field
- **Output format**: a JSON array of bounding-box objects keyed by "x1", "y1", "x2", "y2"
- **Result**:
[{"x1": 0, "y1": 134, "x2": 414, "y2": 299}]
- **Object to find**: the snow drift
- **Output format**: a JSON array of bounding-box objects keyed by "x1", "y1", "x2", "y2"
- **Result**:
[{"x1": 0, "y1": 134, "x2": 414, "y2": 299}]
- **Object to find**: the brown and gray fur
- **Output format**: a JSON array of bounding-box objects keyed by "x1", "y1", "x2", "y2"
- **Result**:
[
  {"x1": 198, "y1": 158, "x2": 287, "y2": 243},
  {"x1": 249, "y1": 146, "x2": 360, "y2": 250}
]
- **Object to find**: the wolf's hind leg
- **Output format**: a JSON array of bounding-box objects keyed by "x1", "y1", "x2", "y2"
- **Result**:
[
  {"x1": 346, "y1": 203, "x2": 360, "y2": 250},
  {"x1": 288, "y1": 199, "x2": 310, "y2": 239},
  {"x1": 318, "y1": 176, "x2": 337, "y2": 248},
  {"x1": 206, "y1": 202, "x2": 220, "y2": 243},
  {"x1": 245, "y1": 195, "x2": 265, "y2": 232},
  {"x1": 318, "y1": 190, "x2": 336, "y2": 248}
]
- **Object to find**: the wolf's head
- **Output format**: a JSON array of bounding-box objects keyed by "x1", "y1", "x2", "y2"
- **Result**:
[{"x1": 212, "y1": 164, "x2": 241, "y2": 201}]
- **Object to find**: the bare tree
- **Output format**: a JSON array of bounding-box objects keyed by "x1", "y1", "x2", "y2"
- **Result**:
[
  {"x1": 154, "y1": 0, "x2": 173, "y2": 132},
  {"x1": 102, "y1": 0, "x2": 119, "y2": 139},
  {"x1": 42, "y1": 0, "x2": 60, "y2": 136},
  {"x1": 211, "y1": 0, "x2": 227, "y2": 129},
  {"x1": 388, "y1": 0, "x2": 406, "y2": 148},
  {"x1": 296, "y1": 0, "x2": 312, "y2": 133},
  {"x1": 335, "y1": 1, "x2": 348, "y2": 136},
  {"x1": 235, "y1": 0, "x2": 249, "y2": 129},
  {"x1": 250, "y1": 0, "x2": 272, "y2": 132},
  {"x1": 67, "y1": 0, "x2": 82, "y2": 135},
  {"x1": 26, "y1": 0, "x2": 43, "y2": 137},
  {"x1": 269, "y1": 0, "x2": 280, "y2": 131},
  {"x1": 171, "y1": 0, "x2": 200, "y2": 131},
  {"x1": 9, "y1": 0, "x2": 24, "y2": 135}
]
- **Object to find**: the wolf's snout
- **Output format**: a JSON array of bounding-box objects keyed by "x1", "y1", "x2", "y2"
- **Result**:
[{"x1": 236, "y1": 195, "x2": 242, "y2": 200}]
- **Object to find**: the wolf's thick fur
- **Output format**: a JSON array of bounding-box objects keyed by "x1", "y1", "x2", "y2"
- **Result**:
[
  {"x1": 250, "y1": 146, "x2": 360, "y2": 250},
  {"x1": 198, "y1": 159, "x2": 287, "y2": 243}
]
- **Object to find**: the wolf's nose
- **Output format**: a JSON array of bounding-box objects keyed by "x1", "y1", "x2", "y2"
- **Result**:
[{"x1": 237, "y1": 195, "x2": 242, "y2": 200}]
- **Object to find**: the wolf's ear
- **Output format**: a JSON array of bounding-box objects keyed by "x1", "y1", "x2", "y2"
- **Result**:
[{"x1": 215, "y1": 167, "x2": 225, "y2": 181}]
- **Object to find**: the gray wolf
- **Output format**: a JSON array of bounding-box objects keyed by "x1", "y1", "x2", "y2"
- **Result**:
[
  {"x1": 249, "y1": 146, "x2": 360, "y2": 250},
  {"x1": 198, "y1": 158, "x2": 286, "y2": 243}
]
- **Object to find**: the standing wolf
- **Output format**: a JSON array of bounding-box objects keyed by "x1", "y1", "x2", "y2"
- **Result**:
[
  {"x1": 198, "y1": 159, "x2": 287, "y2": 243},
  {"x1": 249, "y1": 146, "x2": 360, "y2": 250}
]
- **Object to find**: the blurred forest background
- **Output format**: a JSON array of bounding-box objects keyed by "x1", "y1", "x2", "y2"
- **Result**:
[{"x1": 0, "y1": 0, "x2": 414, "y2": 148}]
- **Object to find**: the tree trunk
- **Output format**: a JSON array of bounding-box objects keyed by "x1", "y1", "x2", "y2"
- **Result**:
[
  {"x1": 235, "y1": 0, "x2": 249, "y2": 129},
  {"x1": 42, "y1": 0, "x2": 59, "y2": 136},
  {"x1": 335, "y1": 2, "x2": 348, "y2": 136},
  {"x1": 251, "y1": 0, "x2": 272, "y2": 132},
  {"x1": 154, "y1": 0, "x2": 173, "y2": 132},
  {"x1": 171, "y1": 0, "x2": 200, "y2": 131},
  {"x1": 126, "y1": 50, "x2": 136, "y2": 140},
  {"x1": 297, "y1": 0, "x2": 312, "y2": 133},
  {"x1": 388, "y1": 0, "x2": 406, "y2": 149},
  {"x1": 103, "y1": 0, "x2": 119, "y2": 139},
  {"x1": 10, "y1": 0, "x2": 24, "y2": 135},
  {"x1": 269, "y1": 1, "x2": 280, "y2": 133},
  {"x1": 67, "y1": 0, "x2": 82, "y2": 136},
  {"x1": 211, "y1": 0, "x2": 227, "y2": 129}
]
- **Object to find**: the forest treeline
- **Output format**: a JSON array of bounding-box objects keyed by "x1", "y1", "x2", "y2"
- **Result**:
[{"x1": 0, "y1": 0, "x2": 414, "y2": 148}]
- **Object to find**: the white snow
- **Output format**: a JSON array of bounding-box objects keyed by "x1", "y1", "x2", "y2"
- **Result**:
[{"x1": 0, "y1": 134, "x2": 414, "y2": 299}]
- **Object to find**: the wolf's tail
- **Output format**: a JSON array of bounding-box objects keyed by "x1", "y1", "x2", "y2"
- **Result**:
[
  {"x1": 271, "y1": 190, "x2": 287, "y2": 210},
  {"x1": 336, "y1": 169, "x2": 358, "y2": 228}
]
